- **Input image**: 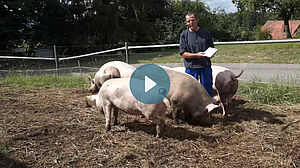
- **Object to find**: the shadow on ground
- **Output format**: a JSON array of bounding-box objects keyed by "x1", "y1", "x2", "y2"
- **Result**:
[
  {"x1": 0, "y1": 154, "x2": 27, "y2": 168},
  {"x1": 217, "y1": 99, "x2": 286, "y2": 125},
  {"x1": 122, "y1": 122, "x2": 221, "y2": 142}
]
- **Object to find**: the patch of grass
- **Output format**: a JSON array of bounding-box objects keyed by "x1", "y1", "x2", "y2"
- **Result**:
[
  {"x1": 0, "y1": 145, "x2": 8, "y2": 156},
  {"x1": 130, "y1": 43, "x2": 300, "y2": 64},
  {"x1": 129, "y1": 50, "x2": 180, "y2": 64},
  {"x1": 238, "y1": 81, "x2": 300, "y2": 105},
  {"x1": 213, "y1": 43, "x2": 300, "y2": 64},
  {"x1": 0, "y1": 74, "x2": 88, "y2": 89}
]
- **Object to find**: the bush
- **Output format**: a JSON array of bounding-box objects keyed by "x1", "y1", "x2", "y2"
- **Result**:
[{"x1": 255, "y1": 26, "x2": 272, "y2": 40}]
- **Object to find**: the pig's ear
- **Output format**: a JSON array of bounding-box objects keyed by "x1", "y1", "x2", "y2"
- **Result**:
[
  {"x1": 86, "y1": 95, "x2": 97, "y2": 107},
  {"x1": 88, "y1": 76, "x2": 94, "y2": 84},
  {"x1": 206, "y1": 103, "x2": 219, "y2": 113}
]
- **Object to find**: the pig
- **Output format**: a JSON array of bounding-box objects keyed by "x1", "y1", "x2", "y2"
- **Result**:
[
  {"x1": 88, "y1": 62, "x2": 219, "y2": 126},
  {"x1": 211, "y1": 66, "x2": 243, "y2": 115},
  {"x1": 162, "y1": 67, "x2": 220, "y2": 125},
  {"x1": 86, "y1": 78, "x2": 166, "y2": 137},
  {"x1": 88, "y1": 61, "x2": 136, "y2": 94},
  {"x1": 171, "y1": 66, "x2": 243, "y2": 116}
]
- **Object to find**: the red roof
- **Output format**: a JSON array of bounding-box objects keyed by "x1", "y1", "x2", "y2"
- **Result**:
[{"x1": 262, "y1": 20, "x2": 300, "y2": 39}]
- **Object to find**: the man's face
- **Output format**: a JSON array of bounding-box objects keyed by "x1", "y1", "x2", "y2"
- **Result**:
[{"x1": 185, "y1": 14, "x2": 198, "y2": 31}]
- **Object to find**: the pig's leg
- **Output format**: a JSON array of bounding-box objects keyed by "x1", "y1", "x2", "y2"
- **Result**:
[
  {"x1": 151, "y1": 117, "x2": 166, "y2": 138},
  {"x1": 112, "y1": 108, "x2": 119, "y2": 126},
  {"x1": 226, "y1": 95, "x2": 235, "y2": 116},
  {"x1": 213, "y1": 87, "x2": 226, "y2": 115},
  {"x1": 172, "y1": 106, "x2": 181, "y2": 125},
  {"x1": 221, "y1": 97, "x2": 229, "y2": 116},
  {"x1": 224, "y1": 102, "x2": 229, "y2": 116},
  {"x1": 220, "y1": 102, "x2": 226, "y2": 116},
  {"x1": 150, "y1": 110, "x2": 166, "y2": 138},
  {"x1": 104, "y1": 103, "x2": 113, "y2": 131}
]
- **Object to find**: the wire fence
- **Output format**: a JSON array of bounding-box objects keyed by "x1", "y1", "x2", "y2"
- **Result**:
[{"x1": 0, "y1": 39, "x2": 299, "y2": 77}]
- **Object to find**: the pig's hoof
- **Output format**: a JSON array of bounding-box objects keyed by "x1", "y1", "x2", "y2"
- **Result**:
[
  {"x1": 105, "y1": 125, "x2": 111, "y2": 132},
  {"x1": 156, "y1": 133, "x2": 165, "y2": 138}
]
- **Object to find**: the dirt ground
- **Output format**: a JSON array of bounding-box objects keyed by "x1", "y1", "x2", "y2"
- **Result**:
[{"x1": 0, "y1": 86, "x2": 299, "y2": 168}]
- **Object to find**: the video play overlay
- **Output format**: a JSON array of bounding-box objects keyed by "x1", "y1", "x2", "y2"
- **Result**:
[{"x1": 130, "y1": 64, "x2": 170, "y2": 104}]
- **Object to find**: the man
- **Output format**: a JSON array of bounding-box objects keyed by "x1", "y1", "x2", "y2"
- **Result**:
[{"x1": 179, "y1": 12, "x2": 214, "y2": 97}]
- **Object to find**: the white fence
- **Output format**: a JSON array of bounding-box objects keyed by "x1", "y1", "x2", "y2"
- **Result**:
[{"x1": 0, "y1": 39, "x2": 299, "y2": 76}]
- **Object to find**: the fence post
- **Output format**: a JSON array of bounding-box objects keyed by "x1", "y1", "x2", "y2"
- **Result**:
[
  {"x1": 125, "y1": 42, "x2": 129, "y2": 63},
  {"x1": 78, "y1": 60, "x2": 82, "y2": 76},
  {"x1": 53, "y1": 45, "x2": 59, "y2": 76}
]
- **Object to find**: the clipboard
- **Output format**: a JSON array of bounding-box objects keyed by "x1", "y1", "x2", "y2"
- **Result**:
[{"x1": 204, "y1": 47, "x2": 218, "y2": 58}]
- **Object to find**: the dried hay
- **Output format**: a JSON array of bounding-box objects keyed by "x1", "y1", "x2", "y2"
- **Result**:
[{"x1": 0, "y1": 87, "x2": 299, "y2": 167}]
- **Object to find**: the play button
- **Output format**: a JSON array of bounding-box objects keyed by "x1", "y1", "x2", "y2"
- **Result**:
[
  {"x1": 130, "y1": 64, "x2": 170, "y2": 104},
  {"x1": 145, "y1": 76, "x2": 156, "y2": 92}
]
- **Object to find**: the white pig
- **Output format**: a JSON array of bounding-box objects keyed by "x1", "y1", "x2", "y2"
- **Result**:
[{"x1": 87, "y1": 78, "x2": 166, "y2": 137}]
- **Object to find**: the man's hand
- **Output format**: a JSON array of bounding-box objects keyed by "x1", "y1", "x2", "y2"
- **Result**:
[{"x1": 196, "y1": 52, "x2": 205, "y2": 58}]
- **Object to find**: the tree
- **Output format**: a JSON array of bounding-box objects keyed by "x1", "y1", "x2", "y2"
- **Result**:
[
  {"x1": 117, "y1": 0, "x2": 170, "y2": 44},
  {"x1": 31, "y1": 0, "x2": 71, "y2": 46},
  {"x1": 210, "y1": 8, "x2": 240, "y2": 41},
  {"x1": 272, "y1": 0, "x2": 300, "y2": 38},
  {"x1": 155, "y1": 0, "x2": 210, "y2": 43},
  {"x1": 233, "y1": 0, "x2": 300, "y2": 38},
  {"x1": 0, "y1": 0, "x2": 30, "y2": 49},
  {"x1": 86, "y1": 0, "x2": 120, "y2": 48}
]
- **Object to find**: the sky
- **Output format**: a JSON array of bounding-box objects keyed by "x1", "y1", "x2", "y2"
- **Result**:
[{"x1": 201, "y1": 0, "x2": 237, "y2": 13}]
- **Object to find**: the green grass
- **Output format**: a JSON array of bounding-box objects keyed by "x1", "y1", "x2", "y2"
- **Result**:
[
  {"x1": 130, "y1": 43, "x2": 300, "y2": 64},
  {"x1": 213, "y1": 43, "x2": 300, "y2": 64},
  {"x1": 238, "y1": 81, "x2": 300, "y2": 105},
  {"x1": 0, "y1": 74, "x2": 88, "y2": 89},
  {"x1": 0, "y1": 145, "x2": 8, "y2": 156},
  {"x1": 129, "y1": 50, "x2": 181, "y2": 64},
  {"x1": 1, "y1": 74, "x2": 300, "y2": 105}
]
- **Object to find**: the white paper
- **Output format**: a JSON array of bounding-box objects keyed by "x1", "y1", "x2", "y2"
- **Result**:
[{"x1": 204, "y1": 47, "x2": 218, "y2": 58}]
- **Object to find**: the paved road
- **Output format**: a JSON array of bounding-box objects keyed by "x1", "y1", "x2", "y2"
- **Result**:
[
  {"x1": 213, "y1": 63, "x2": 300, "y2": 85},
  {"x1": 1, "y1": 63, "x2": 299, "y2": 85},
  {"x1": 132, "y1": 63, "x2": 300, "y2": 85}
]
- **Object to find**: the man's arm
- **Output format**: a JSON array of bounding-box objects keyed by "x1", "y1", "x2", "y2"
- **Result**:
[{"x1": 181, "y1": 51, "x2": 205, "y2": 58}]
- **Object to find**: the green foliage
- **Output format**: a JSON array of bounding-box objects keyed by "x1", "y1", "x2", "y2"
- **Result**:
[
  {"x1": 240, "y1": 30, "x2": 255, "y2": 41},
  {"x1": 238, "y1": 81, "x2": 300, "y2": 104},
  {"x1": 254, "y1": 25, "x2": 272, "y2": 40},
  {"x1": 210, "y1": 10, "x2": 238, "y2": 41},
  {"x1": 155, "y1": 0, "x2": 210, "y2": 43},
  {"x1": 0, "y1": 74, "x2": 88, "y2": 88},
  {"x1": 0, "y1": 145, "x2": 8, "y2": 156},
  {"x1": 233, "y1": 0, "x2": 300, "y2": 38},
  {"x1": 1, "y1": 0, "x2": 297, "y2": 51},
  {"x1": 0, "y1": 0, "x2": 30, "y2": 49},
  {"x1": 32, "y1": 0, "x2": 72, "y2": 46}
]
